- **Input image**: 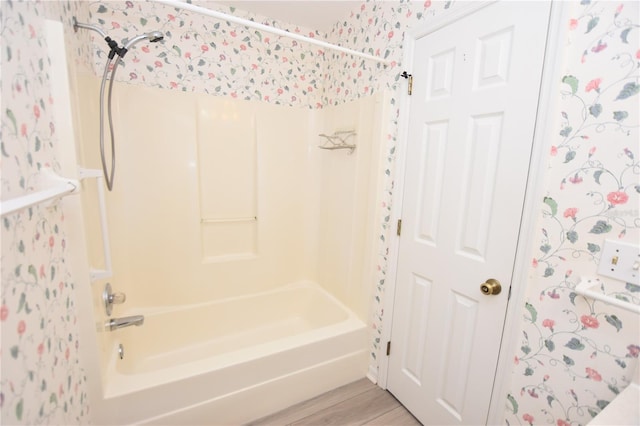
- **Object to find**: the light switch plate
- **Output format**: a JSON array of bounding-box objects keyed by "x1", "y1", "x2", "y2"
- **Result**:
[{"x1": 597, "y1": 239, "x2": 640, "y2": 284}]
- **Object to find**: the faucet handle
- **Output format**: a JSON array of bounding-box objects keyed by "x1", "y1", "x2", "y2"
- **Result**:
[
  {"x1": 103, "y1": 283, "x2": 126, "y2": 316},
  {"x1": 109, "y1": 291, "x2": 126, "y2": 304}
]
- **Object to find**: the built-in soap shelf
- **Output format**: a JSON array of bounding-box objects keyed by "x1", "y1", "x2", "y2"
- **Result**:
[
  {"x1": 318, "y1": 130, "x2": 356, "y2": 154},
  {"x1": 575, "y1": 277, "x2": 640, "y2": 314}
]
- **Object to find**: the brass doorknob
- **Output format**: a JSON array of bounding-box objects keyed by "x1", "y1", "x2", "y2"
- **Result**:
[{"x1": 480, "y1": 279, "x2": 501, "y2": 295}]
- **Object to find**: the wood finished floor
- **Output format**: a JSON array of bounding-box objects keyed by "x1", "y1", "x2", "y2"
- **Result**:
[{"x1": 248, "y1": 379, "x2": 422, "y2": 426}]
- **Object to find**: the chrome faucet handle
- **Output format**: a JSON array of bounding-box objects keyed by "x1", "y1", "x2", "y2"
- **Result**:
[
  {"x1": 103, "y1": 282, "x2": 126, "y2": 316},
  {"x1": 108, "y1": 291, "x2": 126, "y2": 304}
]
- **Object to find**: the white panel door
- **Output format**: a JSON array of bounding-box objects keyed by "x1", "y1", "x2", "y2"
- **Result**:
[{"x1": 387, "y1": 2, "x2": 551, "y2": 424}]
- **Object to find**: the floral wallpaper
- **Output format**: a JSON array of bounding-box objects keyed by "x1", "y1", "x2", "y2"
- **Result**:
[
  {"x1": 503, "y1": 2, "x2": 639, "y2": 425},
  {"x1": 82, "y1": 0, "x2": 326, "y2": 107},
  {"x1": 1, "y1": 0, "x2": 91, "y2": 424}
]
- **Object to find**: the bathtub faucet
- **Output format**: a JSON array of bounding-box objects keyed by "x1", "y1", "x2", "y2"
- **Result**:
[{"x1": 106, "y1": 315, "x2": 144, "y2": 331}]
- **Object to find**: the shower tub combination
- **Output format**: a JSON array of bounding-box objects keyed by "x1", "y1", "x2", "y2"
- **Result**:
[
  {"x1": 98, "y1": 282, "x2": 367, "y2": 425},
  {"x1": 70, "y1": 73, "x2": 383, "y2": 424},
  {"x1": 68, "y1": 10, "x2": 385, "y2": 425}
]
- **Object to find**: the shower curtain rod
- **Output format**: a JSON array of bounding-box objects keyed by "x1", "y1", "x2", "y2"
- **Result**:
[{"x1": 152, "y1": 0, "x2": 391, "y2": 66}]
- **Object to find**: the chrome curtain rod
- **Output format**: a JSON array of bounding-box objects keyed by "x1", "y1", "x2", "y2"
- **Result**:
[{"x1": 152, "y1": 0, "x2": 391, "y2": 66}]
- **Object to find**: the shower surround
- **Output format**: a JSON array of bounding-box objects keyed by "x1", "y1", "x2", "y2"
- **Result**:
[{"x1": 69, "y1": 63, "x2": 386, "y2": 421}]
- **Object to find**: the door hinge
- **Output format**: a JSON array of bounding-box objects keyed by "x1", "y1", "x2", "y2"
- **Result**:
[
  {"x1": 401, "y1": 71, "x2": 413, "y2": 95},
  {"x1": 386, "y1": 341, "x2": 392, "y2": 356},
  {"x1": 508, "y1": 285, "x2": 512, "y2": 300},
  {"x1": 396, "y1": 219, "x2": 402, "y2": 236}
]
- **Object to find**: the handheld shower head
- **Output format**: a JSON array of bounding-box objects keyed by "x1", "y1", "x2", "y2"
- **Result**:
[
  {"x1": 123, "y1": 31, "x2": 165, "y2": 50},
  {"x1": 147, "y1": 31, "x2": 165, "y2": 43}
]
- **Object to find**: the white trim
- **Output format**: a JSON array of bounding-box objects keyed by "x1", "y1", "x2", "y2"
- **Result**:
[
  {"x1": 487, "y1": 2, "x2": 568, "y2": 423},
  {"x1": 374, "y1": 32, "x2": 415, "y2": 390},
  {"x1": 377, "y1": 2, "x2": 566, "y2": 425},
  {"x1": 152, "y1": 0, "x2": 391, "y2": 66},
  {"x1": 366, "y1": 365, "x2": 378, "y2": 384}
]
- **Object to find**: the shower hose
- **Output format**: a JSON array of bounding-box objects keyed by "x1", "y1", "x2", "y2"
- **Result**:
[
  {"x1": 100, "y1": 56, "x2": 118, "y2": 191},
  {"x1": 73, "y1": 17, "x2": 164, "y2": 192}
]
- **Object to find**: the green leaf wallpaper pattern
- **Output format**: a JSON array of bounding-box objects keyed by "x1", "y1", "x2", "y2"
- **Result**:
[
  {"x1": 562, "y1": 75, "x2": 579, "y2": 95},
  {"x1": 507, "y1": 2, "x2": 639, "y2": 426},
  {"x1": 615, "y1": 82, "x2": 640, "y2": 100},
  {"x1": 1, "y1": 1, "x2": 90, "y2": 424}
]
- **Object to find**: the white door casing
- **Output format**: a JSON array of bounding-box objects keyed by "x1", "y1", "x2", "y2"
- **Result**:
[{"x1": 385, "y1": 2, "x2": 552, "y2": 424}]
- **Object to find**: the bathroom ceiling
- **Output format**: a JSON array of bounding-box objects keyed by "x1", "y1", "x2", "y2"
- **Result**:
[{"x1": 213, "y1": 1, "x2": 360, "y2": 32}]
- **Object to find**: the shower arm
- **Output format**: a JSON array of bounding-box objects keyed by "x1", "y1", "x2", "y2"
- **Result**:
[
  {"x1": 72, "y1": 17, "x2": 107, "y2": 38},
  {"x1": 72, "y1": 17, "x2": 127, "y2": 59}
]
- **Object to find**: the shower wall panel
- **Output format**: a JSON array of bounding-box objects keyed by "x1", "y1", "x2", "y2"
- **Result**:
[
  {"x1": 75, "y1": 73, "x2": 385, "y2": 324},
  {"x1": 196, "y1": 99, "x2": 258, "y2": 260},
  {"x1": 314, "y1": 93, "x2": 388, "y2": 321},
  {"x1": 76, "y1": 75, "x2": 313, "y2": 307}
]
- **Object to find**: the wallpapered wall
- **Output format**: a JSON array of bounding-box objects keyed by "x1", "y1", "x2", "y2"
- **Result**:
[
  {"x1": 503, "y1": 2, "x2": 639, "y2": 424},
  {"x1": 1, "y1": 1, "x2": 92, "y2": 424},
  {"x1": 1, "y1": 0, "x2": 637, "y2": 424},
  {"x1": 83, "y1": 0, "x2": 327, "y2": 107}
]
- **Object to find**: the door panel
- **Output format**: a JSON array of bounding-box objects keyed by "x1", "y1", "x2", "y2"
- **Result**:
[
  {"x1": 401, "y1": 273, "x2": 432, "y2": 385},
  {"x1": 458, "y1": 112, "x2": 502, "y2": 260},
  {"x1": 416, "y1": 121, "x2": 448, "y2": 245},
  {"x1": 387, "y1": 2, "x2": 551, "y2": 424}
]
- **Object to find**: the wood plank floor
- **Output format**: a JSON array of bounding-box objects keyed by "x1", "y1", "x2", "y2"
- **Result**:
[{"x1": 248, "y1": 379, "x2": 421, "y2": 426}]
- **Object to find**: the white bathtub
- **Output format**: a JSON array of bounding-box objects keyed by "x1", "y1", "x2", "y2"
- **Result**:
[{"x1": 95, "y1": 281, "x2": 368, "y2": 425}]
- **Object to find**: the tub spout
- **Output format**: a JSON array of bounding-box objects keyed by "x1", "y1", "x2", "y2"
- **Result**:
[{"x1": 107, "y1": 315, "x2": 144, "y2": 331}]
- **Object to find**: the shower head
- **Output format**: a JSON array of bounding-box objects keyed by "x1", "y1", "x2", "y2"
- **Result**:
[
  {"x1": 147, "y1": 31, "x2": 165, "y2": 43},
  {"x1": 123, "y1": 31, "x2": 165, "y2": 50}
]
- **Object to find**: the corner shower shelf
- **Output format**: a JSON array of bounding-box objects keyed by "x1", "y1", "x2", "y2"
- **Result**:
[
  {"x1": 575, "y1": 277, "x2": 640, "y2": 315},
  {"x1": 318, "y1": 130, "x2": 356, "y2": 154},
  {"x1": 0, "y1": 168, "x2": 79, "y2": 217}
]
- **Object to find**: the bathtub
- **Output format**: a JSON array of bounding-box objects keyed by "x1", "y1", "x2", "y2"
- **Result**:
[{"x1": 95, "y1": 281, "x2": 369, "y2": 425}]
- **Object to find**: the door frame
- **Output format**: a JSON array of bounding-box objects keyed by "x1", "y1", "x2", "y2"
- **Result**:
[{"x1": 377, "y1": 1, "x2": 569, "y2": 423}]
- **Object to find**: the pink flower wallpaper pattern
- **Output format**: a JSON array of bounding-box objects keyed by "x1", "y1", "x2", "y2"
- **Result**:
[
  {"x1": 1, "y1": 1, "x2": 91, "y2": 424},
  {"x1": 84, "y1": 0, "x2": 327, "y2": 107},
  {"x1": 503, "y1": 2, "x2": 639, "y2": 425}
]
